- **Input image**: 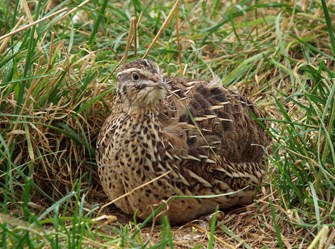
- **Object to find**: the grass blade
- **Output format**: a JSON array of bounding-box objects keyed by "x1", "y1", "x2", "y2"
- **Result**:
[
  {"x1": 88, "y1": 0, "x2": 109, "y2": 45},
  {"x1": 270, "y1": 198, "x2": 284, "y2": 249},
  {"x1": 320, "y1": 0, "x2": 335, "y2": 57}
]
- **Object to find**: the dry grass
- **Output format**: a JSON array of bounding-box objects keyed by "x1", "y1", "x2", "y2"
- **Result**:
[{"x1": 1, "y1": 0, "x2": 335, "y2": 248}]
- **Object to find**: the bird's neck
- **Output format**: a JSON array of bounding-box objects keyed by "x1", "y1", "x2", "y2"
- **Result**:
[{"x1": 122, "y1": 104, "x2": 159, "y2": 117}]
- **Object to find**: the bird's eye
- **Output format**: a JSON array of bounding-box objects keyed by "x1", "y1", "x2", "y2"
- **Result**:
[{"x1": 131, "y1": 72, "x2": 140, "y2": 81}]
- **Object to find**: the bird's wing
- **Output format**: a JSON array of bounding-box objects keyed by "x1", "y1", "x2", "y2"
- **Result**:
[{"x1": 158, "y1": 77, "x2": 271, "y2": 189}]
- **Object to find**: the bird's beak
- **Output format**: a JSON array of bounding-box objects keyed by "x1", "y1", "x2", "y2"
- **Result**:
[{"x1": 148, "y1": 74, "x2": 167, "y2": 90}]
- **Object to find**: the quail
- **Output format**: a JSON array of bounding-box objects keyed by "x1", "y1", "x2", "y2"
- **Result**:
[{"x1": 96, "y1": 59, "x2": 271, "y2": 224}]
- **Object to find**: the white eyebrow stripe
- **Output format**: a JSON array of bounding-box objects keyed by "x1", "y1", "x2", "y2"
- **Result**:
[{"x1": 116, "y1": 68, "x2": 143, "y2": 77}]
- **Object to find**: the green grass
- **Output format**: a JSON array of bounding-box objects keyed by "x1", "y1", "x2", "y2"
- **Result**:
[{"x1": 1, "y1": 0, "x2": 335, "y2": 248}]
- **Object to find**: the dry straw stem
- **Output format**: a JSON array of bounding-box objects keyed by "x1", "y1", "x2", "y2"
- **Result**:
[
  {"x1": 190, "y1": 223, "x2": 236, "y2": 249},
  {"x1": 0, "y1": 0, "x2": 92, "y2": 41},
  {"x1": 121, "y1": 19, "x2": 135, "y2": 64},
  {"x1": 98, "y1": 170, "x2": 171, "y2": 215},
  {"x1": 133, "y1": 17, "x2": 138, "y2": 57},
  {"x1": 0, "y1": 8, "x2": 67, "y2": 41},
  {"x1": 21, "y1": 0, "x2": 42, "y2": 51},
  {"x1": 142, "y1": 0, "x2": 180, "y2": 59},
  {"x1": 103, "y1": 14, "x2": 142, "y2": 83},
  {"x1": 0, "y1": 17, "x2": 24, "y2": 53}
]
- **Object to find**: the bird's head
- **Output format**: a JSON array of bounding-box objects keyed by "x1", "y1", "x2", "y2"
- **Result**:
[{"x1": 116, "y1": 59, "x2": 167, "y2": 109}]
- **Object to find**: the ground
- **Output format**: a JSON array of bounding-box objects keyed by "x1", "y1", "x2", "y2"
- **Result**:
[{"x1": 0, "y1": 0, "x2": 334, "y2": 248}]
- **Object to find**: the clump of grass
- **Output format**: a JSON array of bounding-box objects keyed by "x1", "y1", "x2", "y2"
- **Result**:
[{"x1": 1, "y1": 0, "x2": 335, "y2": 248}]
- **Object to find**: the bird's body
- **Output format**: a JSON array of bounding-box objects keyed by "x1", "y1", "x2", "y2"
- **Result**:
[{"x1": 96, "y1": 59, "x2": 271, "y2": 224}]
